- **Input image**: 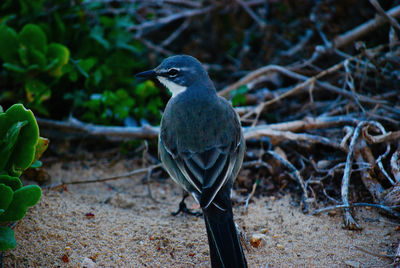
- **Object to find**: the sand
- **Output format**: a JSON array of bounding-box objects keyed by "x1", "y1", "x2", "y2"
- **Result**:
[{"x1": 3, "y1": 158, "x2": 399, "y2": 267}]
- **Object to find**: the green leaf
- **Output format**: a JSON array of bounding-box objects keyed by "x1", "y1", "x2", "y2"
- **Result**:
[
  {"x1": 0, "y1": 175, "x2": 22, "y2": 191},
  {"x1": 25, "y1": 79, "x2": 51, "y2": 103},
  {"x1": 0, "y1": 226, "x2": 17, "y2": 251},
  {"x1": 47, "y1": 43, "x2": 70, "y2": 77},
  {"x1": 0, "y1": 121, "x2": 27, "y2": 171},
  {"x1": 27, "y1": 48, "x2": 47, "y2": 69},
  {"x1": 90, "y1": 25, "x2": 109, "y2": 49},
  {"x1": 18, "y1": 46, "x2": 29, "y2": 66},
  {"x1": 30, "y1": 160, "x2": 42, "y2": 168},
  {"x1": 230, "y1": 85, "x2": 248, "y2": 106},
  {"x1": 0, "y1": 183, "x2": 13, "y2": 213},
  {"x1": 32, "y1": 137, "x2": 49, "y2": 165},
  {"x1": 0, "y1": 104, "x2": 39, "y2": 177},
  {"x1": 3, "y1": 62, "x2": 26, "y2": 73},
  {"x1": 0, "y1": 25, "x2": 19, "y2": 63},
  {"x1": 18, "y1": 24, "x2": 47, "y2": 53},
  {"x1": 0, "y1": 185, "x2": 41, "y2": 221}
]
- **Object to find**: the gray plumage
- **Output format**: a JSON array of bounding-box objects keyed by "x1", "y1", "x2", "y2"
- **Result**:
[{"x1": 136, "y1": 55, "x2": 247, "y2": 268}]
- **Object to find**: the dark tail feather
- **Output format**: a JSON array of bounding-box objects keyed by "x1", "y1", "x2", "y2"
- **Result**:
[{"x1": 203, "y1": 203, "x2": 247, "y2": 268}]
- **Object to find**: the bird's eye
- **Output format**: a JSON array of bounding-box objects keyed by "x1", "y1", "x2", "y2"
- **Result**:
[{"x1": 167, "y1": 68, "x2": 179, "y2": 77}]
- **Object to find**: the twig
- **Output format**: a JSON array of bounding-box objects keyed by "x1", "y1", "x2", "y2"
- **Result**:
[
  {"x1": 267, "y1": 150, "x2": 309, "y2": 213},
  {"x1": 394, "y1": 238, "x2": 400, "y2": 266},
  {"x1": 145, "y1": 164, "x2": 161, "y2": 204},
  {"x1": 356, "y1": 140, "x2": 385, "y2": 202},
  {"x1": 344, "y1": 59, "x2": 365, "y2": 113},
  {"x1": 235, "y1": 0, "x2": 266, "y2": 28},
  {"x1": 281, "y1": 29, "x2": 313, "y2": 57},
  {"x1": 363, "y1": 129, "x2": 400, "y2": 144},
  {"x1": 137, "y1": 37, "x2": 173, "y2": 56},
  {"x1": 244, "y1": 127, "x2": 342, "y2": 150},
  {"x1": 162, "y1": 0, "x2": 203, "y2": 8},
  {"x1": 38, "y1": 114, "x2": 361, "y2": 145},
  {"x1": 244, "y1": 180, "x2": 259, "y2": 211},
  {"x1": 219, "y1": 64, "x2": 380, "y2": 103},
  {"x1": 368, "y1": 122, "x2": 394, "y2": 185},
  {"x1": 219, "y1": 62, "x2": 385, "y2": 125},
  {"x1": 312, "y1": 202, "x2": 400, "y2": 218},
  {"x1": 341, "y1": 121, "x2": 367, "y2": 229},
  {"x1": 128, "y1": 5, "x2": 216, "y2": 32},
  {"x1": 45, "y1": 164, "x2": 162, "y2": 188},
  {"x1": 369, "y1": 0, "x2": 400, "y2": 32},
  {"x1": 160, "y1": 19, "x2": 191, "y2": 47},
  {"x1": 340, "y1": 126, "x2": 354, "y2": 149},
  {"x1": 37, "y1": 117, "x2": 159, "y2": 140},
  {"x1": 391, "y1": 147, "x2": 400, "y2": 183},
  {"x1": 333, "y1": 5, "x2": 400, "y2": 48},
  {"x1": 354, "y1": 245, "x2": 395, "y2": 260},
  {"x1": 242, "y1": 160, "x2": 272, "y2": 170},
  {"x1": 264, "y1": 115, "x2": 358, "y2": 132}
]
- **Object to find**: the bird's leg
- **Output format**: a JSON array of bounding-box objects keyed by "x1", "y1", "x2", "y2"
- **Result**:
[{"x1": 172, "y1": 191, "x2": 202, "y2": 217}]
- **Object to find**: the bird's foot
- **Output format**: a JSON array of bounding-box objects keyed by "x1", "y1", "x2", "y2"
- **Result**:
[{"x1": 172, "y1": 199, "x2": 202, "y2": 217}]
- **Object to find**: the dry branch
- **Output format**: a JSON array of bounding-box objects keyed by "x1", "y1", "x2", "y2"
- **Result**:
[
  {"x1": 267, "y1": 150, "x2": 309, "y2": 212},
  {"x1": 38, "y1": 115, "x2": 360, "y2": 145},
  {"x1": 363, "y1": 130, "x2": 400, "y2": 144},
  {"x1": 341, "y1": 121, "x2": 367, "y2": 230},
  {"x1": 355, "y1": 140, "x2": 385, "y2": 202},
  {"x1": 244, "y1": 127, "x2": 342, "y2": 149},
  {"x1": 333, "y1": 5, "x2": 400, "y2": 48},
  {"x1": 45, "y1": 164, "x2": 162, "y2": 188},
  {"x1": 391, "y1": 148, "x2": 400, "y2": 183},
  {"x1": 218, "y1": 63, "x2": 384, "y2": 115},
  {"x1": 128, "y1": 5, "x2": 216, "y2": 32},
  {"x1": 37, "y1": 117, "x2": 159, "y2": 139},
  {"x1": 369, "y1": 0, "x2": 400, "y2": 32}
]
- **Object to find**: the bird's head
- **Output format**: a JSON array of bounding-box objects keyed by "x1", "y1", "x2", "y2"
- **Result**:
[{"x1": 135, "y1": 55, "x2": 211, "y2": 97}]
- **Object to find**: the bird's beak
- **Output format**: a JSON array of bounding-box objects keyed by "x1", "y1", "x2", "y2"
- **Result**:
[{"x1": 135, "y1": 69, "x2": 156, "y2": 79}]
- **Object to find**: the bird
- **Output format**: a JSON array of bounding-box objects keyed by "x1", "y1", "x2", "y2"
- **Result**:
[{"x1": 136, "y1": 55, "x2": 247, "y2": 268}]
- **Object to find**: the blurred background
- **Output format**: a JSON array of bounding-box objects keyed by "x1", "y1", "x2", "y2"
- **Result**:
[{"x1": 1, "y1": 0, "x2": 398, "y2": 128}]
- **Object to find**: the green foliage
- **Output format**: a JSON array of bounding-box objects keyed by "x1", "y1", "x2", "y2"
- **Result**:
[
  {"x1": 82, "y1": 89, "x2": 136, "y2": 125},
  {"x1": 230, "y1": 85, "x2": 248, "y2": 107},
  {"x1": 0, "y1": 104, "x2": 39, "y2": 177},
  {"x1": 0, "y1": 23, "x2": 70, "y2": 115},
  {"x1": 0, "y1": 226, "x2": 16, "y2": 251},
  {"x1": 0, "y1": 104, "x2": 47, "y2": 251},
  {"x1": 0, "y1": 185, "x2": 42, "y2": 222},
  {"x1": 133, "y1": 81, "x2": 163, "y2": 122},
  {"x1": 0, "y1": 2, "x2": 163, "y2": 125}
]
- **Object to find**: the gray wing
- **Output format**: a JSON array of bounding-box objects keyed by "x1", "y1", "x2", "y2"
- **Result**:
[
  {"x1": 159, "y1": 135, "x2": 245, "y2": 210},
  {"x1": 159, "y1": 95, "x2": 245, "y2": 210}
]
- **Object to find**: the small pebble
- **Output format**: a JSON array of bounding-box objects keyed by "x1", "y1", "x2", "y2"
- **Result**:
[{"x1": 249, "y1": 233, "x2": 266, "y2": 248}]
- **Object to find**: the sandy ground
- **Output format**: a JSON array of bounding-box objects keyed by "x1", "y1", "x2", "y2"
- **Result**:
[{"x1": 4, "y1": 158, "x2": 400, "y2": 267}]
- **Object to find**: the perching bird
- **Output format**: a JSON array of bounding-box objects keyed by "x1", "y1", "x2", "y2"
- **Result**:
[{"x1": 136, "y1": 55, "x2": 247, "y2": 268}]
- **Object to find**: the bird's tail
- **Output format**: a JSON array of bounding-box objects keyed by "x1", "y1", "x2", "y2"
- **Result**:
[{"x1": 202, "y1": 202, "x2": 247, "y2": 268}]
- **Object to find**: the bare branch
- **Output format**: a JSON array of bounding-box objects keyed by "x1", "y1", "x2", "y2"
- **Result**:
[
  {"x1": 369, "y1": 0, "x2": 400, "y2": 32},
  {"x1": 45, "y1": 164, "x2": 162, "y2": 188},
  {"x1": 333, "y1": 5, "x2": 400, "y2": 48},
  {"x1": 128, "y1": 5, "x2": 216, "y2": 33},
  {"x1": 37, "y1": 117, "x2": 159, "y2": 140},
  {"x1": 235, "y1": 0, "x2": 266, "y2": 28},
  {"x1": 267, "y1": 150, "x2": 309, "y2": 212},
  {"x1": 341, "y1": 121, "x2": 367, "y2": 229}
]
